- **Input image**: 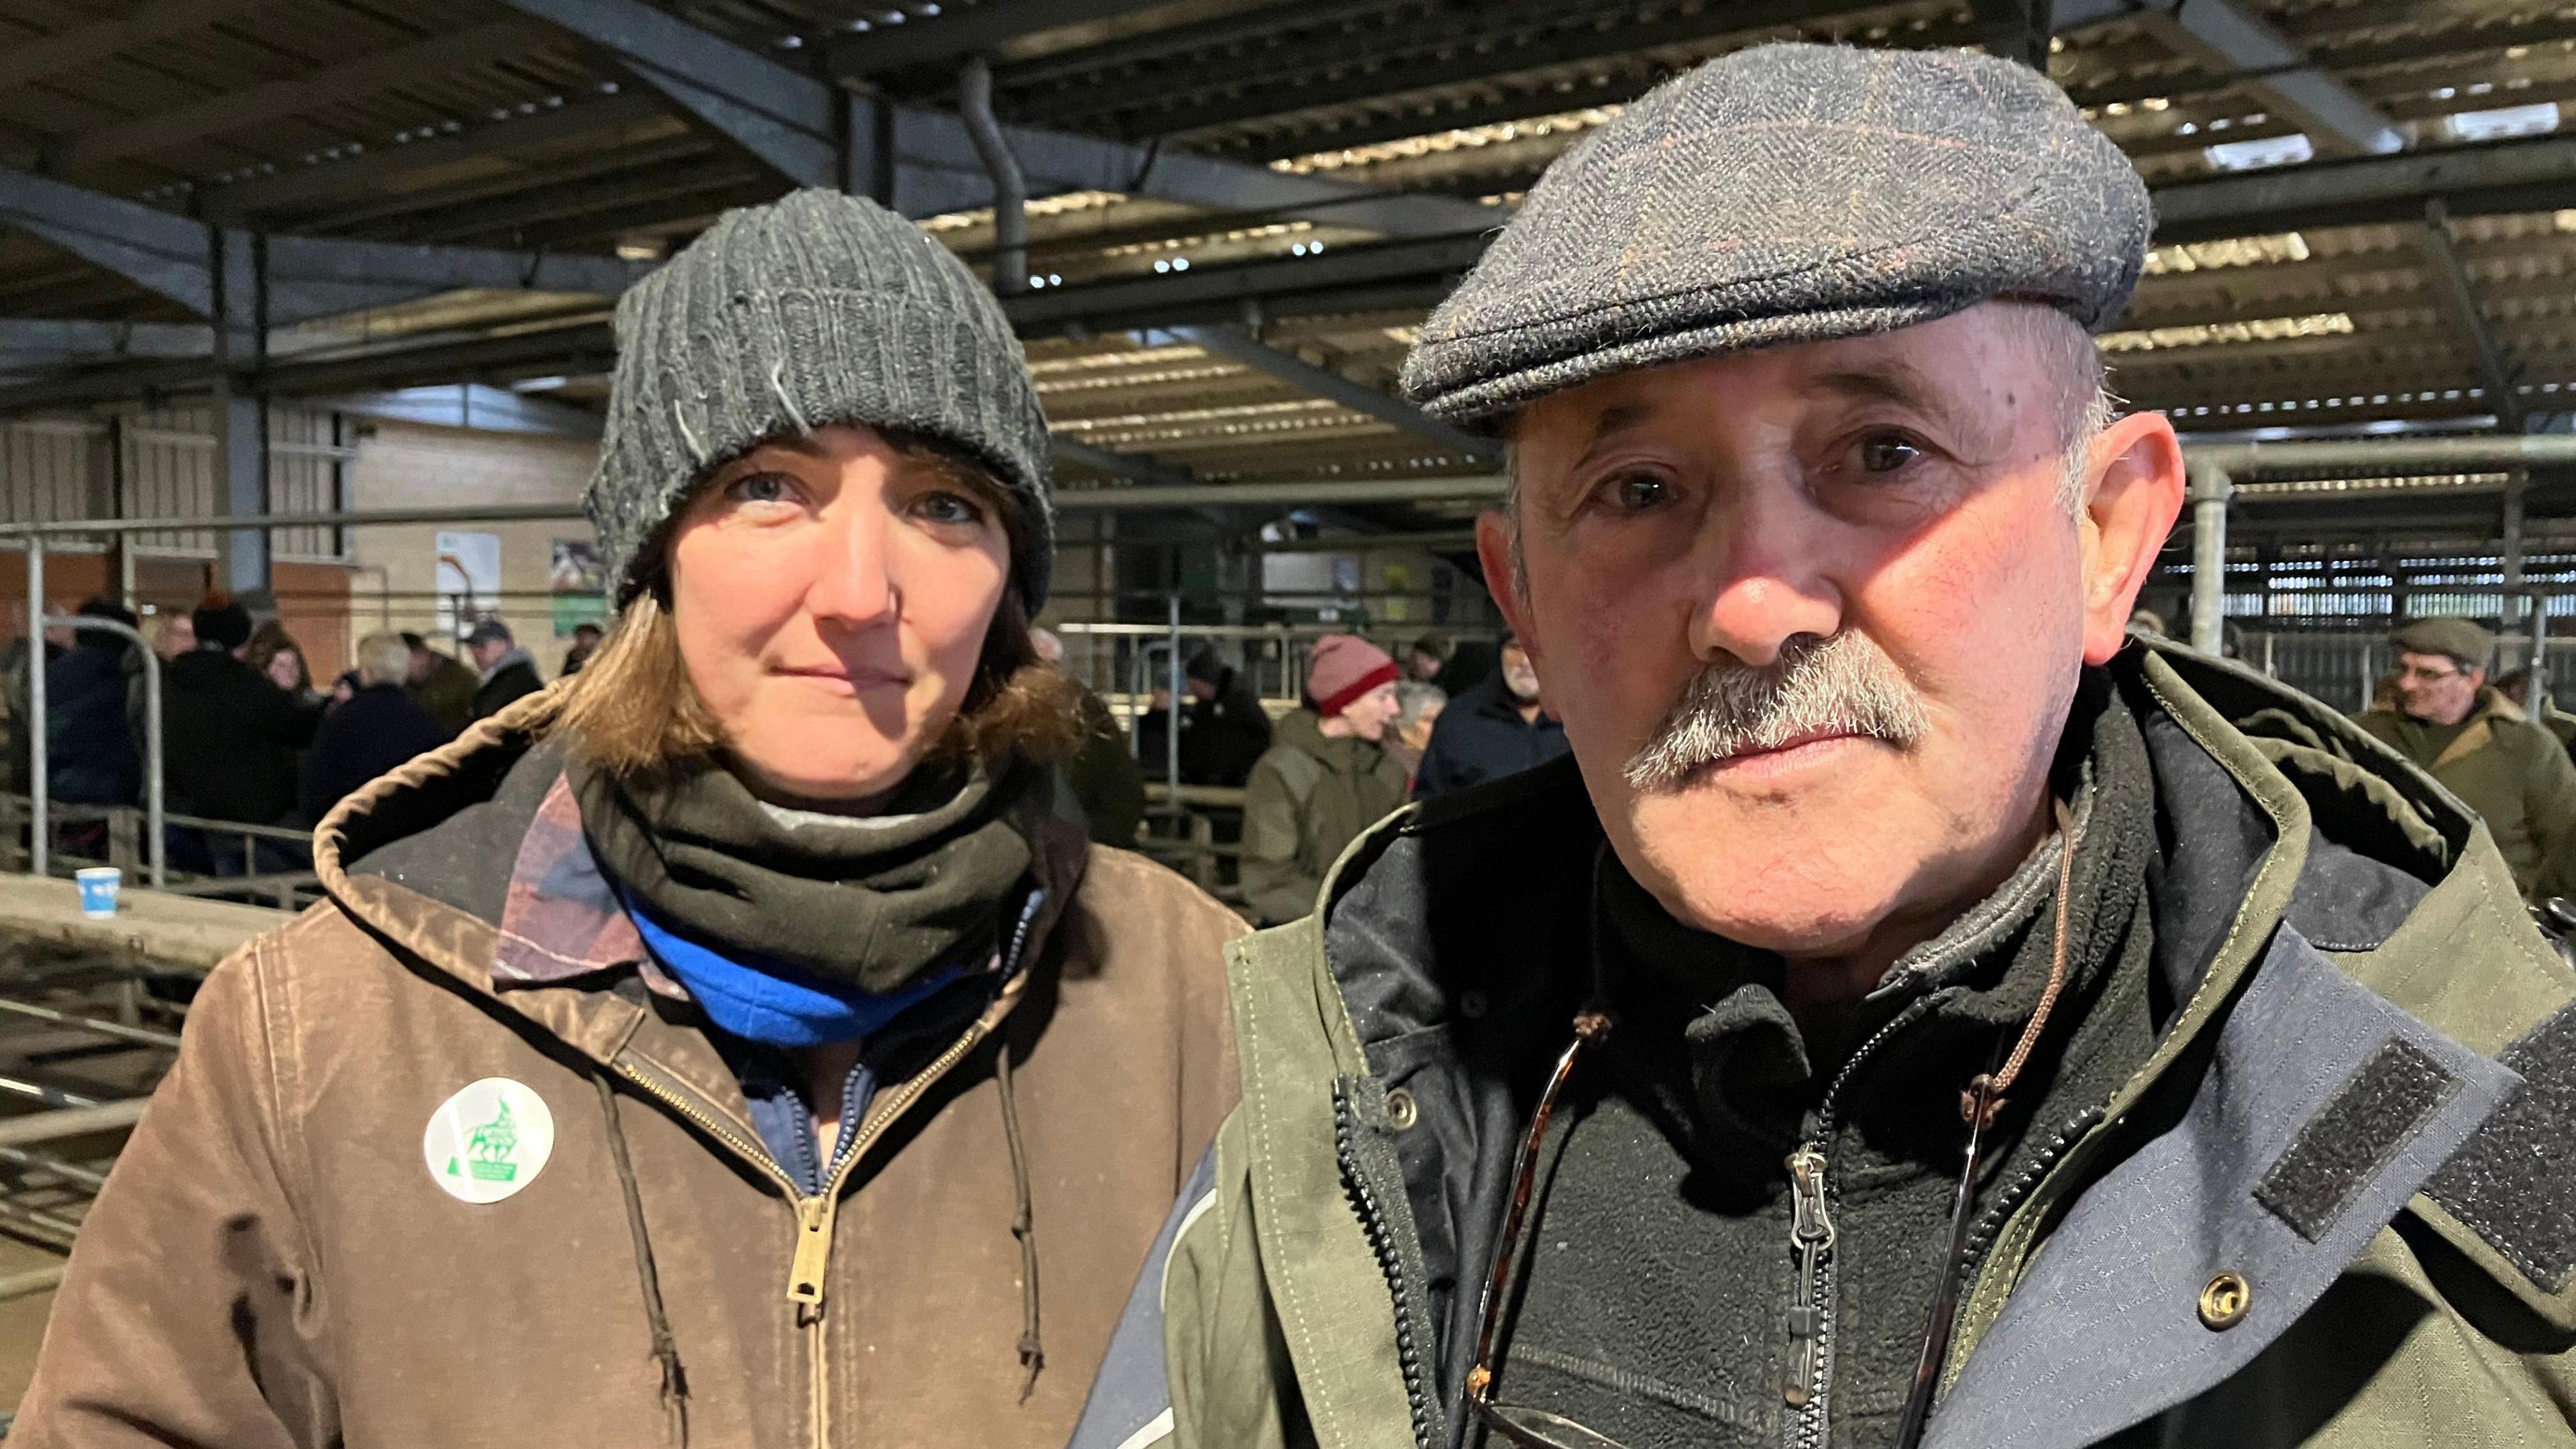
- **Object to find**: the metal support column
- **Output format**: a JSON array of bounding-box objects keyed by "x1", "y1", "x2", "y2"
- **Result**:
[
  {"x1": 2504, "y1": 472, "x2": 2528, "y2": 632},
  {"x1": 25, "y1": 537, "x2": 44, "y2": 878},
  {"x1": 2190, "y1": 464, "x2": 2233, "y2": 656},
  {"x1": 209, "y1": 227, "x2": 270, "y2": 604},
  {"x1": 1164, "y1": 594, "x2": 1182, "y2": 795}
]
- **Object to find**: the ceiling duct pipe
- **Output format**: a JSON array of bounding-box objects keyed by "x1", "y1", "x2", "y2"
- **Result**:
[{"x1": 958, "y1": 56, "x2": 1028, "y2": 297}]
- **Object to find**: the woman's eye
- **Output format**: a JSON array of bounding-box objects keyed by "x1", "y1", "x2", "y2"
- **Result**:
[
  {"x1": 727, "y1": 472, "x2": 794, "y2": 504},
  {"x1": 1854, "y1": 434, "x2": 1923, "y2": 475},
  {"x1": 914, "y1": 490, "x2": 986, "y2": 526}
]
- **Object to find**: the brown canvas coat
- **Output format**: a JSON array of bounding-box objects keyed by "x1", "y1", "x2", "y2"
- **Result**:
[{"x1": 12, "y1": 702, "x2": 1246, "y2": 1448}]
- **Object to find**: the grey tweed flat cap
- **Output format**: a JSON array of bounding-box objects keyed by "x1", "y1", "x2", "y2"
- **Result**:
[
  {"x1": 1399, "y1": 44, "x2": 2152, "y2": 428},
  {"x1": 588, "y1": 189, "x2": 1054, "y2": 609}
]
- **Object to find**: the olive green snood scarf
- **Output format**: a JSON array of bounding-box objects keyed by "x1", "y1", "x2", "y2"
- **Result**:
[{"x1": 570, "y1": 751, "x2": 1055, "y2": 994}]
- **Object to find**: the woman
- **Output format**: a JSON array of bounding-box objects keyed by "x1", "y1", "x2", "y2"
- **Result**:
[
  {"x1": 17, "y1": 191, "x2": 1247, "y2": 1448},
  {"x1": 246, "y1": 619, "x2": 321, "y2": 708}
]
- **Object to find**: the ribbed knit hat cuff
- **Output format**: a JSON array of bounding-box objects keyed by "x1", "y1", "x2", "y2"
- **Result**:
[{"x1": 1318, "y1": 660, "x2": 1401, "y2": 718}]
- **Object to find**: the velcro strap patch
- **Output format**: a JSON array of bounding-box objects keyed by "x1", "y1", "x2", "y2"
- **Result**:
[
  {"x1": 2255, "y1": 1038, "x2": 2460, "y2": 1242},
  {"x1": 2429, "y1": 1002, "x2": 2576, "y2": 1293}
]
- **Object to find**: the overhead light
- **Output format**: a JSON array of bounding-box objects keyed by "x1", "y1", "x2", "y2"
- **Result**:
[
  {"x1": 2443, "y1": 101, "x2": 2559, "y2": 143},
  {"x1": 1171, "y1": 257, "x2": 1190, "y2": 271},
  {"x1": 1153, "y1": 259, "x2": 1171, "y2": 273},
  {"x1": 2204, "y1": 133, "x2": 2313, "y2": 171}
]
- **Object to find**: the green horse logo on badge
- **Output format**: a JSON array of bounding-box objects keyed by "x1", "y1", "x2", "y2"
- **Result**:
[
  {"x1": 463, "y1": 1100, "x2": 519, "y2": 1183},
  {"x1": 426, "y1": 1078, "x2": 555, "y2": 1204}
]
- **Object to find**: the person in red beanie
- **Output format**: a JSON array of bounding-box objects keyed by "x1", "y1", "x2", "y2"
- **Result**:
[{"x1": 1238, "y1": 635, "x2": 1409, "y2": 924}]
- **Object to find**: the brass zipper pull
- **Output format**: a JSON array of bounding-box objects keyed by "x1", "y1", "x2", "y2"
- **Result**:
[{"x1": 788, "y1": 1195, "x2": 835, "y2": 1309}]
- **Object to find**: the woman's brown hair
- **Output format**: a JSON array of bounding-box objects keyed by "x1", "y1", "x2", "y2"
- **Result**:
[{"x1": 541, "y1": 432, "x2": 1083, "y2": 779}]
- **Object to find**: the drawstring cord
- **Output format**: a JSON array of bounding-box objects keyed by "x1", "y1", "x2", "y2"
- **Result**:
[
  {"x1": 593, "y1": 1071, "x2": 693, "y2": 1448},
  {"x1": 993, "y1": 1036, "x2": 1044, "y2": 1401},
  {"x1": 1894, "y1": 795, "x2": 2080, "y2": 1449}
]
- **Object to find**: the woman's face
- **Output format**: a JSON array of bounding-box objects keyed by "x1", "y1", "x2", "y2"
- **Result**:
[
  {"x1": 666, "y1": 424, "x2": 1012, "y2": 806},
  {"x1": 265, "y1": 649, "x2": 301, "y2": 692}
]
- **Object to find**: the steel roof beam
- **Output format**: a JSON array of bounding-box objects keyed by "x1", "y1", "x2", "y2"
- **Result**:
[
  {"x1": 826, "y1": 0, "x2": 1144, "y2": 79},
  {"x1": 1163, "y1": 325, "x2": 1499, "y2": 462},
  {"x1": 0, "y1": 165, "x2": 652, "y2": 327},
  {"x1": 0, "y1": 0, "x2": 274, "y2": 91},
  {"x1": 2418, "y1": 199, "x2": 2523, "y2": 430},
  {"x1": 44, "y1": 21, "x2": 544, "y2": 175},
  {"x1": 1051, "y1": 437, "x2": 1199, "y2": 489},
  {"x1": 2126, "y1": 0, "x2": 2402, "y2": 157},
  {"x1": 492, "y1": 0, "x2": 1493, "y2": 237},
  {"x1": 199, "y1": 92, "x2": 676, "y2": 220},
  {"x1": 0, "y1": 319, "x2": 215, "y2": 364}
]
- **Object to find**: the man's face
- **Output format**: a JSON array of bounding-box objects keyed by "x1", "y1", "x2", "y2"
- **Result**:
[
  {"x1": 1500, "y1": 642, "x2": 1542, "y2": 704},
  {"x1": 1186, "y1": 677, "x2": 1218, "y2": 703},
  {"x1": 2394, "y1": 651, "x2": 2482, "y2": 727},
  {"x1": 1410, "y1": 649, "x2": 1442, "y2": 682},
  {"x1": 407, "y1": 647, "x2": 434, "y2": 684},
  {"x1": 1482, "y1": 303, "x2": 2182, "y2": 961},
  {"x1": 470, "y1": 637, "x2": 507, "y2": 671}
]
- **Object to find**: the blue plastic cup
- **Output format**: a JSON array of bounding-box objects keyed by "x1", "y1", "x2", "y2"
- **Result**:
[{"x1": 74, "y1": 867, "x2": 120, "y2": 920}]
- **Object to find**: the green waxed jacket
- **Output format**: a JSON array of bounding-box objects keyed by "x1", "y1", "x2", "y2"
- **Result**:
[
  {"x1": 1239, "y1": 709, "x2": 1413, "y2": 926},
  {"x1": 2355, "y1": 688, "x2": 2576, "y2": 904},
  {"x1": 1069, "y1": 641, "x2": 2576, "y2": 1449}
]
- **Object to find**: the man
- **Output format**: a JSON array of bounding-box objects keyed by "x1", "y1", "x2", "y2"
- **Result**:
[
  {"x1": 162, "y1": 596, "x2": 320, "y2": 865},
  {"x1": 295, "y1": 630, "x2": 453, "y2": 826},
  {"x1": 1388, "y1": 680, "x2": 1447, "y2": 784},
  {"x1": 1408, "y1": 635, "x2": 1453, "y2": 685},
  {"x1": 1411, "y1": 631, "x2": 1570, "y2": 798},
  {"x1": 559, "y1": 619, "x2": 603, "y2": 676},
  {"x1": 2357, "y1": 618, "x2": 2576, "y2": 904},
  {"x1": 2496, "y1": 664, "x2": 2576, "y2": 759},
  {"x1": 402, "y1": 630, "x2": 478, "y2": 733},
  {"x1": 1239, "y1": 634, "x2": 1407, "y2": 925},
  {"x1": 1032, "y1": 626, "x2": 1147, "y2": 847},
  {"x1": 464, "y1": 617, "x2": 543, "y2": 720},
  {"x1": 48, "y1": 598, "x2": 140, "y2": 811},
  {"x1": 1077, "y1": 45, "x2": 2576, "y2": 1449},
  {"x1": 1181, "y1": 645, "x2": 1274, "y2": 787}
]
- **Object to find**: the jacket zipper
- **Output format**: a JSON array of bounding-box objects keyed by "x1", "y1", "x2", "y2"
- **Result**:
[
  {"x1": 614, "y1": 895, "x2": 1048, "y2": 1449},
  {"x1": 1782, "y1": 994, "x2": 1945, "y2": 1449},
  {"x1": 1335, "y1": 1095, "x2": 1438, "y2": 1449},
  {"x1": 794, "y1": 894, "x2": 1047, "y2": 1448}
]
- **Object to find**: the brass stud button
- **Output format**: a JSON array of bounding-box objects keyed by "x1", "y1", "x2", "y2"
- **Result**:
[
  {"x1": 2198, "y1": 1271, "x2": 2251, "y2": 1330},
  {"x1": 1386, "y1": 1087, "x2": 1420, "y2": 1132}
]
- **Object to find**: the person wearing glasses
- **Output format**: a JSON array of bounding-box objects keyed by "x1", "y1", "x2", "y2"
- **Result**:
[
  {"x1": 1072, "y1": 43, "x2": 2576, "y2": 1449},
  {"x1": 2357, "y1": 617, "x2": 2576, "y2": 905}
]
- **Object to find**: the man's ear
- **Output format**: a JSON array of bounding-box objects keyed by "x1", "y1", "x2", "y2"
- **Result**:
[
  {"x1": 2078, "y1": 411, "x2": 2186, "y2": 665},
  {"x1": 1476, "y1": 510, "x2": 1538, "y2": 663}
]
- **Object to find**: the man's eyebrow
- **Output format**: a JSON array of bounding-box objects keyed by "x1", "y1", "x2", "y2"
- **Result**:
[
  {"x1": 1582, "y1": 401, "x2": 1658, "y2": 449},
  {"x1": 1805, "y1": 360, "x2": 1946, "y2": 414}
]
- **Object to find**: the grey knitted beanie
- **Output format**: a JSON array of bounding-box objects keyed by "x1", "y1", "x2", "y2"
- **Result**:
[
  {"x1": 1400, "y1": 44, "x2": 2151, "y2": 428},
  {"x1": 586, "y1": 189, "x2": 1055, "y2": 610}
]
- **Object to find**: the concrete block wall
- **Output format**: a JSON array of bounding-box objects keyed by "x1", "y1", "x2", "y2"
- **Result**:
[{"x1": 343, "y1": 420, "x2": 600, "y2": 682}]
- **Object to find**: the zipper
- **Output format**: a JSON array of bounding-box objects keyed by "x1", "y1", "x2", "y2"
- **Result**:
[
  {"x1": 1336, "y1": 1091, "x2": 1439, "y2": 1449},
  {"x1": 792, "y1": 891, "x2": 1047, "y2": 1448},
  {"x1": 1781, "y1": 994, "x2": 1947, "y2": 1449},
  {"x1": 619, "y1": 891, "x2": 1049, "y2": 1449}
]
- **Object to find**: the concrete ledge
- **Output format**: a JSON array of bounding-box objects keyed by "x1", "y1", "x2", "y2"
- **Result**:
[{"x1": 0, "y1": 875, "x2": 286, "y2": 973}]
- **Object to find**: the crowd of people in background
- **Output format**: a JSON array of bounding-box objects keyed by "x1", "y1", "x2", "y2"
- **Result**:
[{"x1": 9, "y1": 592, "x2": 569, "y2": 879}]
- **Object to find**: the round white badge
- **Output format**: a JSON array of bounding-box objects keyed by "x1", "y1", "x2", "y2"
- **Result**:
[{"x1": 423, "y1": 1077, "x2": 555, "y2": 1204}]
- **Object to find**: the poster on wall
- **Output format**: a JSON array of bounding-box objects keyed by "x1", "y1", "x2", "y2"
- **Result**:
[
  {"x1": 551, "y1": 539, "x2": 610, "y2": 637},
  {"x1": 435, "y1": 531, "x2": 502, "y2": 641}
]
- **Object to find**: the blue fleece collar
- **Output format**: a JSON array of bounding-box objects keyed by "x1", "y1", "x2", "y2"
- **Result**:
[{"x1": 620, "y1": 887, "x2": 970, "y2": 1047}]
